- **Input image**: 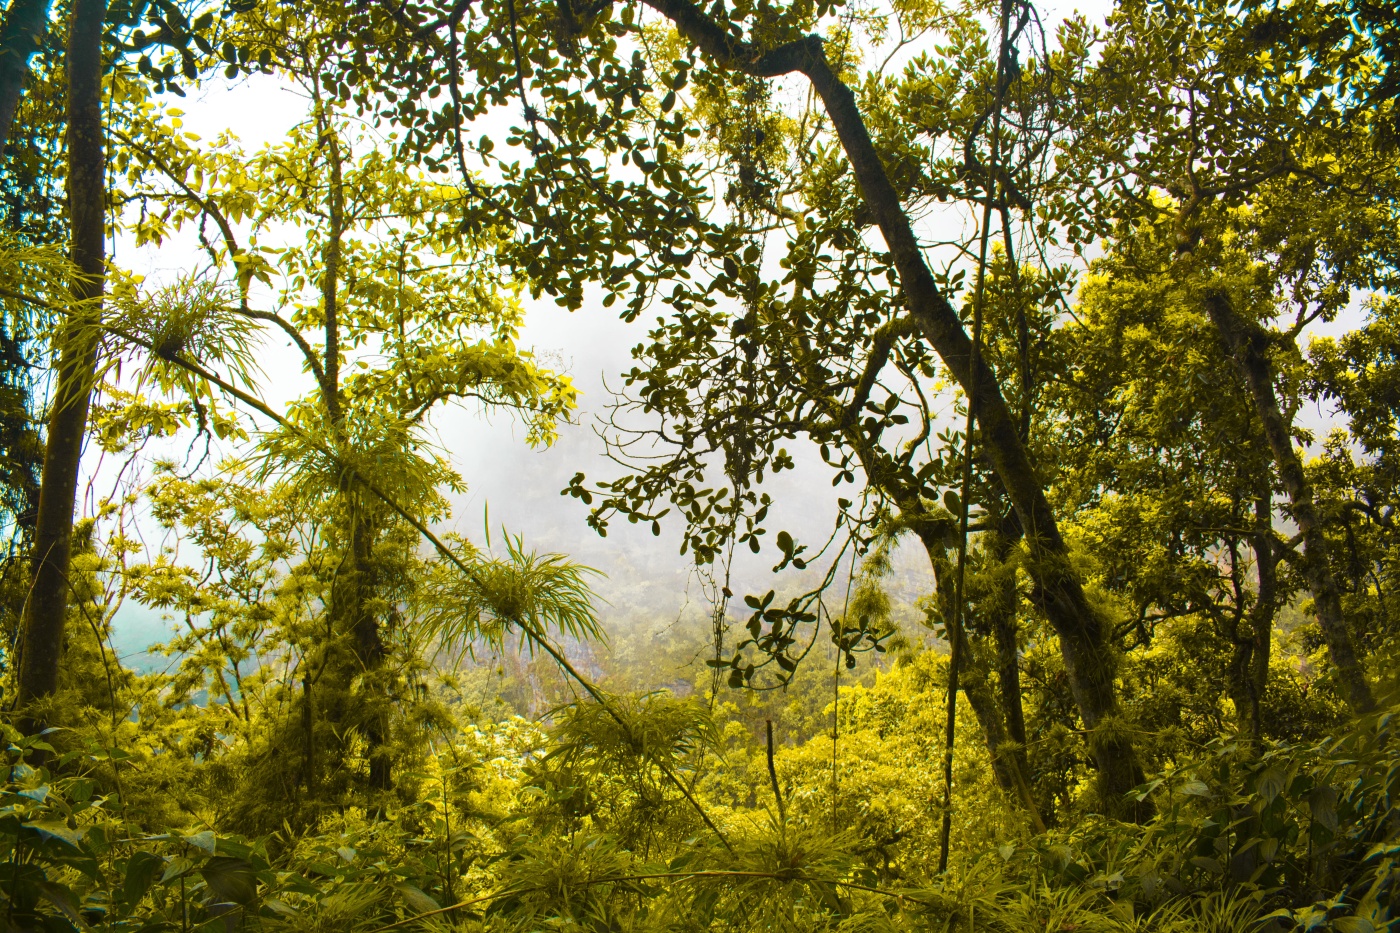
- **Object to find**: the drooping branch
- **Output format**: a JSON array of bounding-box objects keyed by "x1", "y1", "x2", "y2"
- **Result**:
[
  {"x1": 839, "y1": 314, "x2": 915, "y2": 431},
  {"x1": 111, "y1": 128, "x2": 333, "y2": 397}
]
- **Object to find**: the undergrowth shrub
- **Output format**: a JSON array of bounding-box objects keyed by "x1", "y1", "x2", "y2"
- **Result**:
[{"x1": 2, "y1": 695, "x2": 1397, "y2": 931}]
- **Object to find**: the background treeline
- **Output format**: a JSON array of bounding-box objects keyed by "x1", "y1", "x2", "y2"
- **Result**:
[{"x1": 0, "y1": 0, "x2": 1397, "y2": 930}]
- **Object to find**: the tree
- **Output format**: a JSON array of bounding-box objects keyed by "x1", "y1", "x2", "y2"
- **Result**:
[
  {"x1": 1308, "y1": 296, "x2": 1400, "y2": 663},
  {"x1": 110, "y1": 37, "x2": 577, "y2": 797},
  {"x1": 1, "y1": 0, "x2": 1400, "y2": 925},
  {"x1": 16, "y1": 0, "x2": 107, "y2": 719},
  {"x1": 530, "y1": 0, "x2": 1150, "y2": 813},
  {"x1": 1042, "y1": 217, "x2": 1292, "y2": 751},
  {"x1": 1065, "y1": 0, "x2": 1400, "y2": 714},
  {"x1": 10, "y1": 0, "x2": 273, "y2": 719}
]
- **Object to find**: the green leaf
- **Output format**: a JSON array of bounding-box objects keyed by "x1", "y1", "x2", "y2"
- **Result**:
[
  {"x1": 124, "y1": 850, "x2": 164, "y2": 905},
  {"x1": 1259, "y1": 837, "x2": 1280, "y2": 862},
  {"x1": 201, "y1": 856, "x2": 258, "y2": 905},
  {"x1": 1308, "y1": 785, "x2": 1339, "y2": 832},
  {"x1": 397, "y1": 883, "x2": 440, "y2": 914},
  {"x1": 25, "y1": 819, "x2": 84, "y2": 848},
  {"x1": 1255, "y1": 766, "x2": 1285, "y2": 803},
  {"x1": 35, "y1": 880, "x2": 89, "y2": 930},
  {"x1": 184, "y1": 830, "x2": 217, "y2": 854},
  {"x1": 162, "y1": 856, "x2": 195, "y2": 883},
  {"x1": 1332, "y1": 918, "x2": 1375, "y2": 933}
]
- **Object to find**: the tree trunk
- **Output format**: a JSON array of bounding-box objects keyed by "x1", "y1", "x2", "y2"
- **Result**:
[
  {"x1": 827, "y1": 417, "x2": 1050, "y2": 827},
  {"x1": 962, "y1": 645, "x2": 1020, "y2": 798},
  {"x1": 0, "y1": 0, "x2": 55, "y2": 157},
  {"x1": 1203, "y1": 288, "x2": 1375, "y2": 714},
  {"x1": 635, "y1": 0, "x2": 1144, "y2": 814},
  {"x1": 915, "y1": 524, "x2": 1047, "y2": 832},
  {"x1": 1228, "y1": 490, "x2": 1277, "y2": 749},
  {"x1": 302, "y1": 672, "x2": 316, "y2": 797},
  {"x1": 349, "y1": 509, "x2": 392, "y2": 792},
  {"x1": 1228, "y1": 490, "x2": 1278, "y2": 885},
  {"x1": 1247, "y1": 518, "x2": 1274, "y2": 742},
  {"x1": 962, "y1": 640, "x2": 1046, "y2": 832},
  {"x1": 985, "y1": 525, "x2": 1037, "y2": 774},
  {"x1": 325, "y1": 494, "x2": 392, "y2": 793},
  {"x1": 16, "y1": 0, "x2": 105, "y2": 717},
  {"x1": 316, "y1": 105, "x2": 391, "y2": 793}
]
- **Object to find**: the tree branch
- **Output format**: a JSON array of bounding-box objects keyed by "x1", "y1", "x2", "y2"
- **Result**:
[
  {"x1": 840, "y1": 314, "x2": 915, "y2": 430},
  {"x1": 638, "y1": 0, "x2": 1147, "y2": 811},
  {"x1": 110, "y1": 128, "x2": 333, "y2": 394}
]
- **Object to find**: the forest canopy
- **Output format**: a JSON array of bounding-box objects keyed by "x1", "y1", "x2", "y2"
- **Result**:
[{"x1": 0, "y1": 0, "x2": 1398, "y2": 929}]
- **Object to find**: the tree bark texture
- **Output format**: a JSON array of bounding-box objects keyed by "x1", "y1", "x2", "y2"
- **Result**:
[
  {"x1": 0, "y1": 0, "x2": 54, "y2": 157},
  {"x1": 1203, "y1": 288, "x2": 1375, "y2": 714},
  {"x1": 635, "y1": 0, "x2": 1145, "y2": 815},
  {"x1": 827, "y1": 414, "x2": 1050, "y2": 828},
  {"x1": 962, "y1": 641, "x2": 1046, "y2": 832},
  {"x1": 302, "y1": 673, "x2": 316, "y2": 797},
  {"x1": 16, "y1": 0, "x2": 105, "y2": 714},
  {"x1": 317, "y1": 110, "x2": 391, "y2": 792},
  {"x1": 325, "y1": 489, "x2": 393, "y2": 792}
]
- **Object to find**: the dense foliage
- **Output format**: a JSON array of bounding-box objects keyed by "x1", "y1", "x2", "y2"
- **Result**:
[{"x1": 0, "y1": 0, "x2": 1397, "y2": 929}]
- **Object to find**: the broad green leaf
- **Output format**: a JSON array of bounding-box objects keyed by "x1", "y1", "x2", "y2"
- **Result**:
[
  {"x1": 25, "y1": 819, "x2": 84, "y2": 848},
  {"x1": 124, "y1": 850, "x2": 164, "y2": 906},
  {"x1": 201, "y1": 856, "x2": 258, "y2": 905}
]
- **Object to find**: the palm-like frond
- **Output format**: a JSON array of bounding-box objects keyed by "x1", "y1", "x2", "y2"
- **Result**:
[
  {"x1": 417, "y1": 534, "x2": 604, "y2": 658},
  {"x1": 258, "y1": 408, "x2": 458, "y2": 524},
  {"x1": 547, "y1": 692, "x2": 715, "y2": 769},
  {"x1": 0, "y1": 234, "x2": 80, "y2": 339},
  {"x1": 104, "y1": 273, "x2": 262, "y2": 394},
  {"x1": 488, "y1": 832, "x2": 637, "y2": 930}
]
